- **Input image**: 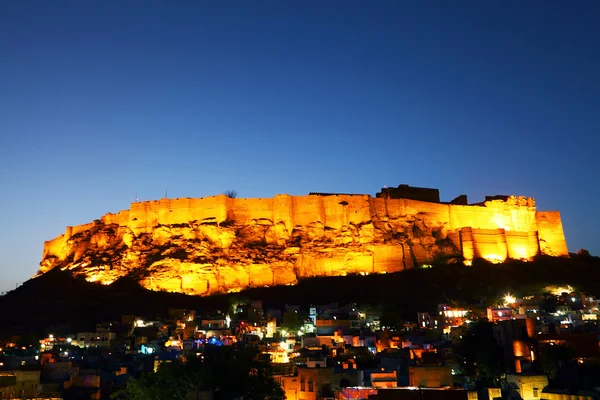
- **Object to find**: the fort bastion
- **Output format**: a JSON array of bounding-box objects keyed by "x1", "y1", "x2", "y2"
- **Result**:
[{"x1": 39, "y1": 185, "x2": 568, "y2": 295}]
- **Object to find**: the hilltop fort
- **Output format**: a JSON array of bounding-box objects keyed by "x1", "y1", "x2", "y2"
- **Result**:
[{"x1": 39, "y1": 185, "x2": 568, "y2": 295}]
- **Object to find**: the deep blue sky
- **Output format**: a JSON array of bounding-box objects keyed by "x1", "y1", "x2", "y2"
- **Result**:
[{"x1": 1, "y1": 1, "x2": 599, "y2": 292}]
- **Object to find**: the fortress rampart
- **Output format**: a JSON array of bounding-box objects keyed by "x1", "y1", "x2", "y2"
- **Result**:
[{"x1": 43, "y1": 192, "x2": 568, "y2": 265}]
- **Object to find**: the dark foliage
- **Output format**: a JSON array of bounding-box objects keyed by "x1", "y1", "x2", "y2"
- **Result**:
[
  {"x1": 1, "y1": 256, "x2": 599, "y2": 338},
  {"x1": 454, "y1": 319, "x2": 504, "y2": 379},
  {"x1": 539, "y1": 342, "x2": 574, "y2": 380},
  {"x1": 125, "y1": 345, "x2": 284, "y2": 400},
  {"x1": 223, "y1": 190, "x2": 238, "y2": 199}
]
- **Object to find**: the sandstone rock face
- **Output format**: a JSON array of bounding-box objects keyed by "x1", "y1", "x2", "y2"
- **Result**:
[{"x1": 39, "y1": 194, "x2": 568, "y2": 295}]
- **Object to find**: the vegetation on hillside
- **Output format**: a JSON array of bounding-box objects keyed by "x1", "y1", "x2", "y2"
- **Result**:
[{"x1": 1, "y1": 254, "x2": 598, "y2": 338}]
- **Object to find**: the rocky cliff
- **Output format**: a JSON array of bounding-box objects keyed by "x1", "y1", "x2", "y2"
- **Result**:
[{"x1": 38, "y1": 193, "x2": 568, "y2": 295}]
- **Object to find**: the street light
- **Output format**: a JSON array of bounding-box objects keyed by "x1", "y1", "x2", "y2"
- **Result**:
[{"x1": 504, "y1": 294, "x2": 516, "y2": 306}]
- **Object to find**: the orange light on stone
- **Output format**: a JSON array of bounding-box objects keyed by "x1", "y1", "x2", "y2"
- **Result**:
[
  {"x1": 38, "y1": 192, "x2": 569, "y2": 295},
  {"x1": 510, "y1": 246, "x2": 532, "y2": 260},
  {"x1": 482, "y1": 254, "x2": 506, "y2": 264}
]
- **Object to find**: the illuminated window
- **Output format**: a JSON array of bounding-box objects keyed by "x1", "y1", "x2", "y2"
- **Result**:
[
  {"x1": 498, "y1": 312, "x2": 503, "y2": 317},
  {"x1": 533, "y1": 388, "x2": 539, "y2": 398}
]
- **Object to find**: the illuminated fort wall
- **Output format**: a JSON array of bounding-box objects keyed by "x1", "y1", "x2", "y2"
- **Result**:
[{"x1": 43, "y1": 194, "x2": 569, "y2": 269}]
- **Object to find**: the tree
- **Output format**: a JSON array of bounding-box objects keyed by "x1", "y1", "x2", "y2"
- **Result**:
[
  {"x1": 379, "y1": 310, "x2": 404, "y2": 331},
  {"x1": 223, "y1": 190, "x2": 238, "y2": 199},
  {"x1": 124, "y1": 360, "x2": 197, "y2": 400},
  {"x1": 454, "y1": 319, "x2": 504, "y2": 380},
  {"x1": 540, "y1": 292, "x2": 558, "y2": 314},
  {"x1": 123, "y1": 345, "x2": 284, "y2": 400},
  {"x1": 577, "y1": 248, "x2": 592, "y2": 259},
  {"x1": 281, "y1": 310, "x2": 303, "y2": 333},
  {"x1": 539, "y1": 342, "x2": 574, "y2": 380},
  {"x1": 16, "y1": 333, "x2": 40, "y2": 349}
]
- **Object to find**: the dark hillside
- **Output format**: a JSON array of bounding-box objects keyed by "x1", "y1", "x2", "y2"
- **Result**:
[{"x1": 1, "y1": 255, "x2": 598, "y2": 337}]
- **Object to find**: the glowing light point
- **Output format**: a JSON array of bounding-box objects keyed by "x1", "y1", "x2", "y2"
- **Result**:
[{"x1": 504, "y1": 294, "x2": 516, "y2": 306}]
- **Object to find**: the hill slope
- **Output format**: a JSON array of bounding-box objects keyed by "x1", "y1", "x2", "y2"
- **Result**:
[{"x1": 1, "y1": 255, "x2": 598, "y2": 338}]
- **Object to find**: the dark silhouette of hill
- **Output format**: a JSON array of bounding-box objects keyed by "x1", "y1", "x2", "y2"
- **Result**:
[{"x1": 1, "y1": 255, "x2": 599, "y2": 338}]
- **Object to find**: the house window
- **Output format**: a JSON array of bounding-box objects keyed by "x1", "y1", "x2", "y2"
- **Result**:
[
  {"x1": 300, "y1": 376, "x2": 305, "y2": 392},
  {"x1": 533, "y1": 388, "x2": 539, "y2": 398},
  {"x1": 308, "y1": 380, "x2": 314, "y2": 392}
]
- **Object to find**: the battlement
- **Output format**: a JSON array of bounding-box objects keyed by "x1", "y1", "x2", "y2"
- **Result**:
[
  {"x1": 44, "y1": 191, "x2": 566, "y2": 256},
  {"x1": 308, "y1": 192, "x2": 367, "y2": 197},
  {"x1": 375, "y1": 185, "x2": 538, "y2": 210}
]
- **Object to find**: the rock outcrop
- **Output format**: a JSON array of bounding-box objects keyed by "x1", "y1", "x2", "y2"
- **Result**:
[{"x1": 38, "y1": 192, "x2": 568, "y2": 295}]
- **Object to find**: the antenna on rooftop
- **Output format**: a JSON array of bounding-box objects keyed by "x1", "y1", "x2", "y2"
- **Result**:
[{"x1": 165, "y1": 189, "x2": 168, "y2": 198}]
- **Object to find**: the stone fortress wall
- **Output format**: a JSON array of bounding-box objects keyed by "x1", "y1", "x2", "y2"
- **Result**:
[{"x1": 43, "y1": 186, "x2": 568, "y2": 273}]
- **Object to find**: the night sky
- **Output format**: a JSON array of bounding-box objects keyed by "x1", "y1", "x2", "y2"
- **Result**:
[{"x1": 1, "y1": 1, "x2": 599, "y2": 292}]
